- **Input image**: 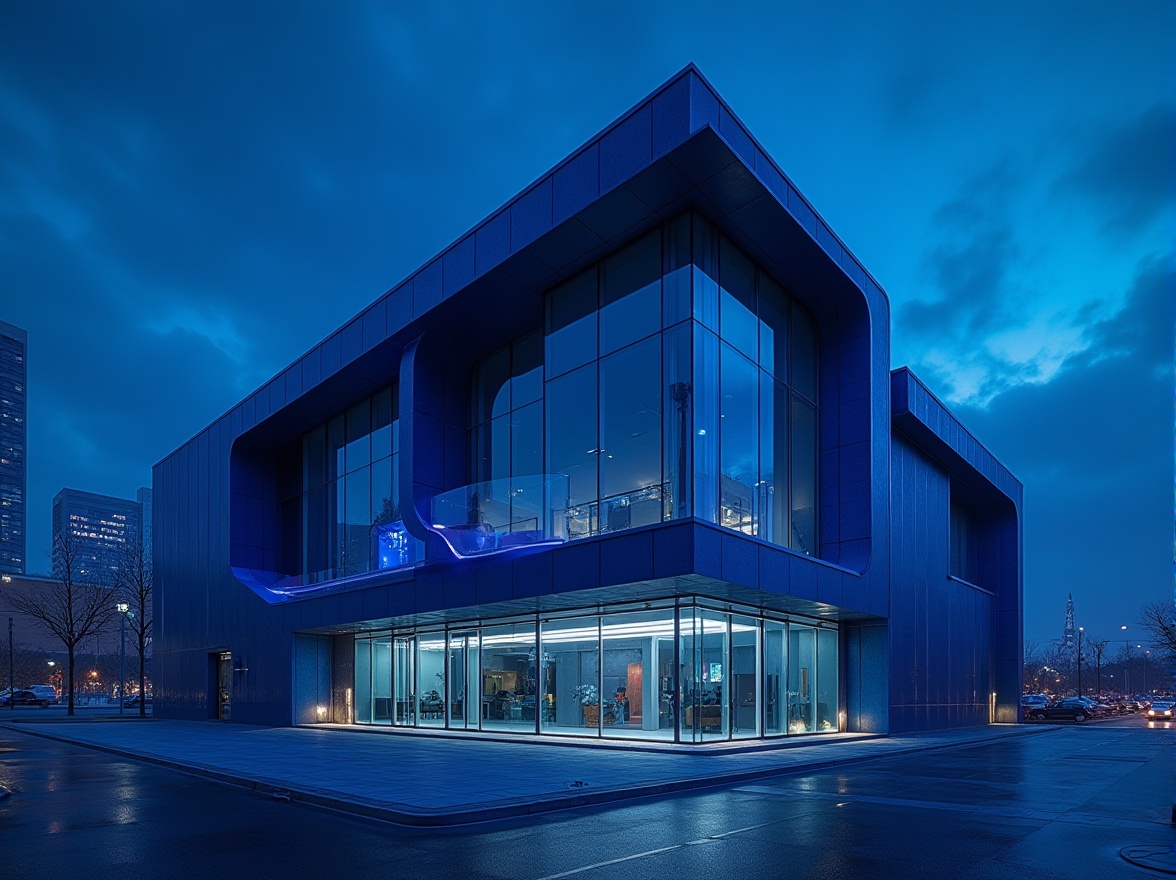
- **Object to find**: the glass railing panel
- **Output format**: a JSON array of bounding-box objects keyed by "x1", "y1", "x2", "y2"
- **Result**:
[{"x1": 429, "y1": 474, "x2": 570, "y2": 558}]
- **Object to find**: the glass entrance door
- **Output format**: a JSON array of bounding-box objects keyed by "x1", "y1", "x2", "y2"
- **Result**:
[
  {"x1": 447, "y1": 632, "x2": 480, "y2": 729},
  {"x1": 216, "y1": 652, "x2": 231, "y2": 721},
  {"x1": 393, "y1": 636, "x2": 415, "y2": 726}
]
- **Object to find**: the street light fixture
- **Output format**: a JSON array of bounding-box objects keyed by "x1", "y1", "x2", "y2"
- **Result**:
[
  {"x1": 7, "y1": 617, "x2": 13, "y2": 713},
  {"x1": 116, "y1": 602, "x2": 131, "y2": 717},
  {"x1": 1077, "y1": 627, "x2": 1084, "y2": 696}
]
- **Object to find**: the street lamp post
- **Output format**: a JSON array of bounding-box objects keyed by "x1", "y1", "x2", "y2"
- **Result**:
[
  {"x1": 7, "y1": 617, "x2": 13, "y2": 713},
  {"x1": 1077, "y1": 627, "x2": 1084, "y2": 696},
  {"x1": 1120, "y1": 626, "x2": 1131, "y2": 694},
  {"x1": 116, "y1": 602, "x2": 129, "y2": 717}
]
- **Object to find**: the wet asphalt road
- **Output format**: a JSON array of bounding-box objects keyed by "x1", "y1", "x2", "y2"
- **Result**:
[{"x1": 0, "y1": 715, "x2": 1171, "y2": 880}]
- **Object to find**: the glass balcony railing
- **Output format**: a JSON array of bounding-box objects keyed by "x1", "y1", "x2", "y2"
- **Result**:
[{"x1": 429, "y1": 475, "x2": 570, "y2": 558}]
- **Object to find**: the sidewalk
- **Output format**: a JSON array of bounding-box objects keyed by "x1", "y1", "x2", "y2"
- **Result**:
[{"x1": 1, "y1": 717, "x2": 1055, "y2": 827}]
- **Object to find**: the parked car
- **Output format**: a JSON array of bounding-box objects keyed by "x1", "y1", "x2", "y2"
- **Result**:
[
  {"x1": 122, "y1": 694, "x2": 153, "y2": 708},
  {"x1": 1028, "y1": 699, "x2": 1092, "y2": 722},
  {"x1": 0, "y1": 689, "x2": 51, "y2": 707},
  {"x1": 26, "y1": 685, "x2": 58, "y2": 704},
  {"x1": 1145, "y1": 701, "x2": 1173, "y2": 720}
]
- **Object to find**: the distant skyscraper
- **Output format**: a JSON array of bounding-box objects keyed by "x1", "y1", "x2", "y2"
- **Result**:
[
  {"x1": 1062, "y1": 593, "x2": 1076, "y2": 652},
  {"x1": 52, "y1": 488, "x2": 140, "y2": 585},
  {"x1": 136, "y1": 486, "x2": 152, "y2": 564},
  {"x1": 0, "y1": 321, "x2": 27, "y2": 574}
]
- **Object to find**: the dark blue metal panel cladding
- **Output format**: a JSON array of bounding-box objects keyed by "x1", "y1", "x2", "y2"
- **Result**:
[{"x1": 888, "y1": 368, "x2": 1022, "y2": 731}]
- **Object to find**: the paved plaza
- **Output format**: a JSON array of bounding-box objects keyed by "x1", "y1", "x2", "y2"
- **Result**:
[{"x1": 3, "y1": 714, "x2": 1055, "y2": 825}]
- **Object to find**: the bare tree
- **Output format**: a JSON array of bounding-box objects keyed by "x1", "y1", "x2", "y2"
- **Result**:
[
  {"x1": 1023, "y1": 640, "x2": 1043, "y2": 692},
  {"x1": 3, "y1": 532, "x2": 119, "y2": 715},
  {"x1": 115, "y1": 534, "x2": 153, "y2": 716},
  {"x1": 1137, "y1": 600, "x2": 1176, "y2": 660}
]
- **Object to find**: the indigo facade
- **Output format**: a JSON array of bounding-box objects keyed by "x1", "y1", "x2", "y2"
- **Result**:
[{"x1": 154, "y1": 67, "x2": 1022, "y2": 739}]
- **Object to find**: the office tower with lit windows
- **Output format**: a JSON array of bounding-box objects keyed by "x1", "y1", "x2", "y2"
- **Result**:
[
  {"x1": 52, "y1": 488, "x2": 140, "y2": 585},
  {"x1": 136, "y1": 486, "x2": 153, "y2": 564},
  {"x1": 0, "y1": 320, "x2": 27, "y2": 574}
]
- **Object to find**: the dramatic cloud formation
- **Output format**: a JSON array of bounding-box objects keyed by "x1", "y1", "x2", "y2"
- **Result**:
[
  {"x1": 0, "y1": 2, "x2": 1169, "y2": 648},
  {"x1": 955, "y1": 256, "x2": 1172, "y2": 644},
  {"x1": 1056, "y1": 104, "x2": 1176, "y2": 239}
]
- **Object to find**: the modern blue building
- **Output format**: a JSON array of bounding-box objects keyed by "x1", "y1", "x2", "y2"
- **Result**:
[{"x1": 154, "y1": 68, "x2": 1022, "y2": 739}]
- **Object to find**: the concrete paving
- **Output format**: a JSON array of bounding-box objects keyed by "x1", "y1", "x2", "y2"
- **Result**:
[{"x1": 0, "y1": 715, "x2": 1060, "y2": 827}]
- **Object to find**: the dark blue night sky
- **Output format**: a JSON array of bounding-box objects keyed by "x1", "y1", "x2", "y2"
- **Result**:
[{"x1": 1, "y1": 2, "x2": 1170, "y2": 648}]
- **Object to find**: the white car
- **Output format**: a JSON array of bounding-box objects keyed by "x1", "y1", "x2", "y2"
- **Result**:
[{"x1": 26, "y1": 685, "x2": 58, "y2": 704}]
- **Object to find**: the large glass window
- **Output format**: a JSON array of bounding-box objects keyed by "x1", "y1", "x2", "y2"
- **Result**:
[
  {"x1": 600, "y1": 610, "x2": 674, "y2": 741},
  {"x1": 392, "y1": 635, "x2": 414, "y2": 726},
  {"x1": 731, "y1": 614, "x2": 760, "y2": 739},
  {"x1": 663, "y1": 323, "x2": 693, "y2": 521},
  {"x1": 720, "y1": 237, "x2": 758, "y2": 356},
  {"x1": 354, "y1": 638, "x2": 372, "y2": 724},
  {"x1": 300, "y1": 385, "x2": 420, "y2": 584},
  {"x1": 763, "y1": 619, "x2": 786, "y2": 736},
  {"x1": 547, "y1": 365, "x2": 598, "y2": 538},
  {"x1": 540, "y1": 616, "x2": 600, "y2": 737},
  {"x1": 351, "y1": 607, "x2": 836, "y2": 742},
  {"x1": 790, "y1": 395, "x2": 817, "y2": 555},
  {"x1": 468, "y1": 213, "x2": 818, "y2": 553},
  {"x1": 480, "y1": 623, "x2": 537, "y2": 733},
  {"x1": 678, "y1": 608, "x2": 702, "y2": 743},
  {"x1": 447, "y1": 631, "x2": 480, "y2": 729},
  {"x1": 547, "y1": 268, "x2": 597, "y2": 379},
  {"x1": 788, "y1": 625, "x2": 816, "y2": 733},
  {"x1": 601, "y1": 230, "x2": 661, "y2": 354},
  {"x1": 600, "y1": 337, "x2": 662, "y2": 530},
  {"x1": 720, "y1": 344, "x2": 759, "y2": 536},
  {"x1": 816, "y1": 627, "x2": 839, "y2": 732}
]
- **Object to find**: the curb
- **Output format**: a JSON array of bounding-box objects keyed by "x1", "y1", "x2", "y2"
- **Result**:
[{"x1": 2, "y1": 722, "x2": 1057, "y2": 827}]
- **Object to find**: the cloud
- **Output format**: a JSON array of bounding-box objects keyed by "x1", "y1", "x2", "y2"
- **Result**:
[
  {"x1": 953, "y1": 255, "x2": 1173, "y2": 644},
  {"x1": 1055, "y1": 104, "x2": 1176, "y2": 239},
  {"x1": 894, "y1": 161, "x2": 1065, "y2": 404}
]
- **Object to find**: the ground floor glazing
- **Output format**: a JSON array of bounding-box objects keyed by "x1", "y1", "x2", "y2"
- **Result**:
[{"x1": 350, "y1": 600, "x2": 840, "y2": 743}]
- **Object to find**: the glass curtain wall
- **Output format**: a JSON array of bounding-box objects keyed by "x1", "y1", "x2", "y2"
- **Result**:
[
  {"x1": 417, "y1": 633, "x2": 446, "y2": 728},
  {"x1": 763, "y1": 619, "x2": 786, "y2": 735},
  {"x1": 600, "y1": 610, "x2": 675, "y2": 739},
  {"x1": 353, "y1": 610, "x2": 837, "y2": 741},
  {"x1": 300, "y1": 385, "x2": 422, "y2": 584},
  {"x1": 541, "y1": 616, "x2": 600, "y2": 737},
  {"x1": 788, "y1": 626, "x2": 816, "y2": 733},
  {"x1": 447, "y1": 631, "x2": 480, "y2": 729},
  {"x1": 731, "y1": 614, "x2": 760, "y2": 739},
  {"x1": 480, "y1": 623, "x2": 538, "y2": 733},
  {"x1": 393, "y1": 636, "x2": 414, "y2": 726},
  {"x1": 816, "y1": 628, "x2": 839, "y2": 732},
  {"x1": 470, "y1": 212, "x2": 819, "y2": 555},
  {"x1": 355, "y1": 638, "x2": 372, "y2": 724}
]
